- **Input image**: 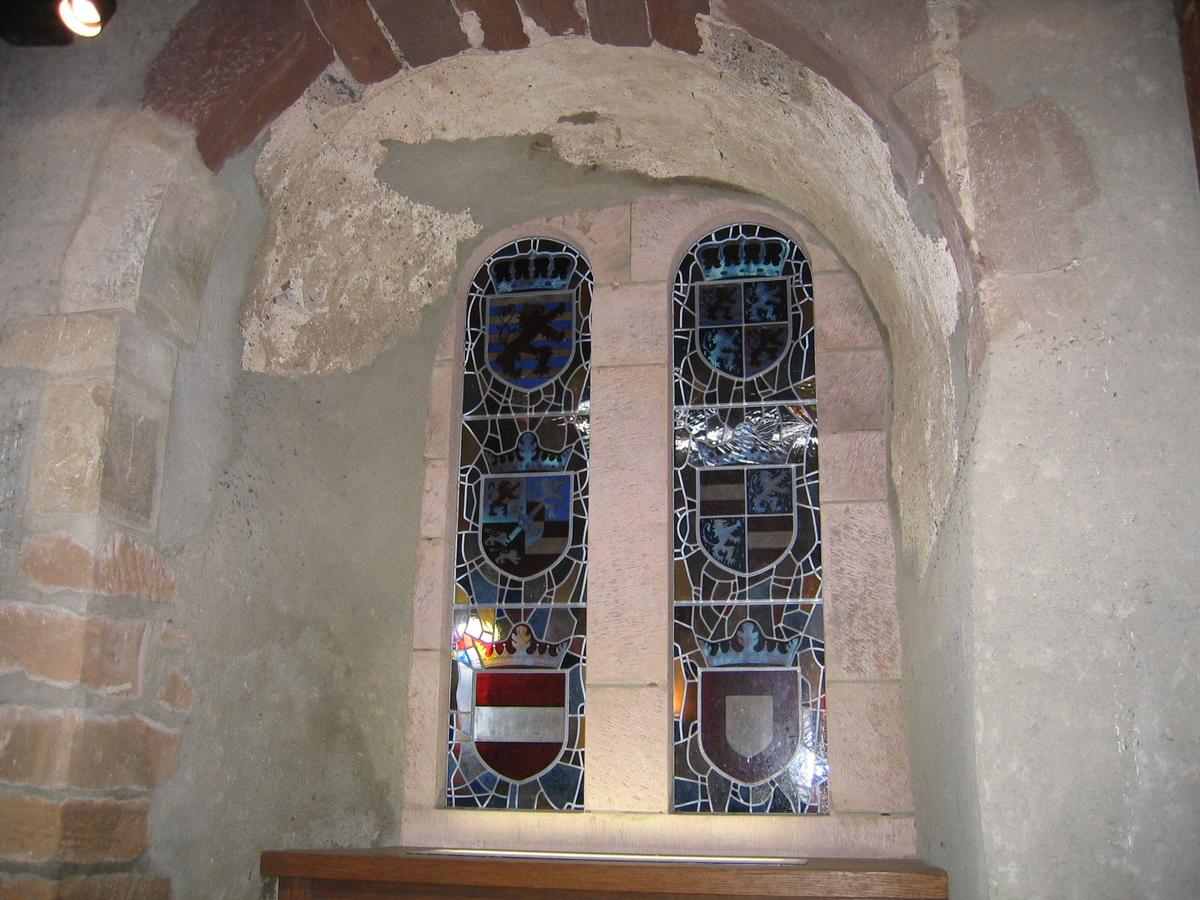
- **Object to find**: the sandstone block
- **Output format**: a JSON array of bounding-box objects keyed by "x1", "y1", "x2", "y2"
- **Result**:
[
  {"x1": 967, "y1": 98, "x2": 1099, "y2": 274},
  {"x1": 99, "y1": 381, "x2": 168, "y2": 532},
  {"x1": 403, "y1": 650, "x2": 445, "y2": 808},
  {"x1": 115, "y1": 313, "x2": 178, "y2": 400},
  {"x1": 827, "y1": 681, "x2": 913, "y2": 813},
  {"x1": 308, "y1": 0, "x2": 401, "y2": 83},
  {"x1": 145, "y1": 0, "x2": 334, "y2": 170},
  {"x1": 457, "y1": 0, "x2": 530, "y2": 50},
  {"x1": 136, "y1": 162, "x2": 236, "y2": 345},
  {"x1": 591, "y1": 282, "x2": 670, "y2": 368},
  {"x1": 27, "y1": 377, "x2": 112, "y2": 518},
  {"x1": 820, "y1": 431, "x2": 887, "y2": 502},
  {"x1": 372, "y1": 0, "x2": 469, "y2": 67},
  {"x1": 586, "y1": 0, "x2": 651, "y2": 46},
  {"x1": 518, "y1": 0, "x2": 586, "y2": 35},
  {"x1": 586, "y1": 684, "x2": 669, "y2": 812},
  {"x1": 158, "y1": 668, "x2": 194, "y2": 713},
  {"x1": 58, "y1": 115, "x2": 190, "y2": 318},
  {"x1": 424, "y1": 361, "x2": 454, "y2": 460},
  {"x1": 823, "y1": 502, "x2": 901, "y2": 680},
  {"x1": 813, "y1": 272, "x2": 881, "y2": 350},
  {"x1": 0, "y1": 375, "x2": 39, "y2": 553},
  {"x1": 0, "y1": 707, "x2": 181, "y2": 791},
  {"x1": 0, "y1": 315, "x2": 120, "y2": 374},
  {"x1": 0, "y1": 603, "x2": 146, "y2": 696},
  {"x1": 21, "y1": 534, "x2": 95, "y2": 593},
  {"x1": 93, "y1": 534, "x2": 177, "y2": 601},
  {"x1": 648, "y1": 0, "x2": 708, "y2": 54},
  {"x1": 420, "y1": 458, "x2": 450, "y2": 540},
  {"x1": 0, "y1": 795, "x2": 148, "y2": 864},
  {"x1": 412, "y1": 538, "x2": 448, "y2": 651},
  {"x1": 588, "y1": 365, "x2": 670, "y2": 685},
  {"x1": 817, "y1": 349, "x2": 887, "y2": 433}
]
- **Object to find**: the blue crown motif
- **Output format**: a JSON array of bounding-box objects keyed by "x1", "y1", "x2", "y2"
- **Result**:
[
  {"x1": 701, "y1": 619, "x2": 800, "y2": 667},
  {"x1": 696, "y1": 236, "x2": 791, "y2": 280},
  {"x1": 484, "y1": 431, "x2": 569, "y2": 473},
  {"x1": 489, "y1": 251, "x2": 579, "y2": 293}
]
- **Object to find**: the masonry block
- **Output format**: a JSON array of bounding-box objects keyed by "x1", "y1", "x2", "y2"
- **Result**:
[
  {"x1": 0, "y1": 373, "x2": 38, "y2": 555},
  {"x1": 27, "y1": 377, "x2": 112, "y2": 518},
  {"x1": 99, "y1": 380, "x2": 169, "y2": 532},
  {"x1": 372, "y1": 0, "x2": 469, "y2": 67},
  {"x1": 0, "y1": 795, "x2": 149, "y2": 864},
  {"x1": 820, "y1": 431, "x2": 887, "y2": 502},
  {"x1": 827, "y1": 681, "x2": 913, "y2": 813},
  {"x1": 412, "y1": 538, "x2": 449, "y2": 651},
  {"x1": 586, "y1": 0, "x2": 651, "y2": 46},
  {"x1": 588, "y1": 365, "x2": 671, "y2": 685},
  {"x1": 420, "y1": 458, "x2": 450, "y2": 540},
  {"x1": 424, "y1": 361, "x2": 454, "y2": 460},
  {"x1": 0, "y1": 707, "x2": 181, "y2": 791},
  {"x1": 817, "y1": 349, "x2": 887, "y2": 433},
  {"x1": 158, "y1": 668, "x2": 194, "y2": 713},
  {"x1": 591, "y1": 282, "x2": 670, "y2": 368},
  {"x1": 518, "y1": 0, "x2": 586, "y2": 35},
  {"x1": 647, "y1": 0, "x2": 708, "y2": 54},
  {"x1": 586, "y1": 684, "x2": 669, "y2": 812},
  {"x1": 137, "y1": 161, "x2": 237, "y2": 345},
  {"x1": 307, "y1": 0, "x2": 401, "y2": 83},
  {"x1": 823, "y1": 502, "x2": 901, "y2": 680},
  {"x1": 403, "y1": 650, "x2": 445, "y2": 808},
  {"x1": 967, "y1": 98, "x2": 1099, "y2": 274},
  {"x1": 457, "y1": 0, "x2": 530, "y2": 50},
  {"x1": 144, "y1": 0, "x2": 334, "y2": 170},
  {"x1": 0, "y1": 603, "x2": 146, "y2": 697},
  {"x1": 0, "y1": 874, "x2": 170, "y2": 899},
  {"x1": 0, "y1": 314, "x2": 120, "y2": 374},
  {"x1": 813, "y1": 272, "x2": 882, "y2": 351}
]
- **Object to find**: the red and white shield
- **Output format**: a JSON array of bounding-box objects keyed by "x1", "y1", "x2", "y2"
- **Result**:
[
  {"x1": 473, "y1": 669, "x2": 567, "y2": 783},
  {"x1": 698, "y1": 668, "x2": 801, "y2": 785}
]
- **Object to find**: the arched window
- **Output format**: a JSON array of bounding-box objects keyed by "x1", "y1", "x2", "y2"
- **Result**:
[
  {"x1": 670, "y1": 224, "x2": 827, "y2": 814},
  {"x1": 446, "y1": 238, "x2": 591, "y2": 810}
]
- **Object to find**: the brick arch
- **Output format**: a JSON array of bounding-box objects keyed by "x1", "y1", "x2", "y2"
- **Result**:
[{"x1": 141, "y1": 0, "x2": 972, "y2": 292}]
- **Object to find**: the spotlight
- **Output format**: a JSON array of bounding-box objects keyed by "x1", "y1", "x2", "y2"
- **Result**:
[{"x1": 58, "y1": 0, "x2": 115, "y2": 38}]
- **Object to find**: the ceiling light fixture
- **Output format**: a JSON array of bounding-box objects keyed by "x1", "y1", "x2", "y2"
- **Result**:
[{"x1": 57, "y1": 0, "x2": 115, "y2": 38}]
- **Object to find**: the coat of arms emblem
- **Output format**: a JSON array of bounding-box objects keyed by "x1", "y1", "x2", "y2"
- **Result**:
[
  {"x1": 697, "y1": 464, "x2": 797, "y2": 574},
  {"x1": 695, "y1": 277, "x2": 791, "y2": 380},
  {"x1": 485, "y1": 291, "x2": 574, "y2": 390},
  {"x1": 697, "y1": 620, "x2": 804, "y2": 786},
  {"x1": 481, "y1": 471, "x2": 573, "y2": 579}
]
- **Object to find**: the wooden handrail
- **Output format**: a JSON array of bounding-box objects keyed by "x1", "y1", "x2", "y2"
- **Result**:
[{"x1": 261, "y1": 848, "x2": 948, "y2": 898}]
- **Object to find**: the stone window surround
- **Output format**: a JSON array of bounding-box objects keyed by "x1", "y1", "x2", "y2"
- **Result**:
[{"x1": 404, "y1": 196, "x2": 914, "y2": 857}]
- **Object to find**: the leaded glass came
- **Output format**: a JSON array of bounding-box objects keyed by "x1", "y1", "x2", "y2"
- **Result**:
[
  {"x1": 671, "y1": 223, "x2": 828, "y2": 814},
  {"x1": 447, "y1": 238, "x2": 591, "y2": 811}
]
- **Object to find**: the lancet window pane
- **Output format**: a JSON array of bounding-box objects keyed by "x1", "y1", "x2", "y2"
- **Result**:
[
  {"x1": 671, "y1": 223, "x2": 828, "y2": 814},
  {"x1": 447, "y1": 238, "x2": 591, "y2": 811}
]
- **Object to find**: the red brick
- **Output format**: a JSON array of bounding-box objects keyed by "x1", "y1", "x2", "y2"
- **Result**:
[
  {"x1": 308, "y1": 0, "x2": 401, "y2": 83},
  {"x1": 159, "y1": 669, "x2": 194, "y2": 713},
  {"x1": 458, "y1": 0, "x2": 530, "y2": 50},
  {"x1": 518, "y1": 0, "x2": 586, "y2": 35},
  {"x1": 0, "y1": 795, "x2": 148, "y2": 864},
  {"x1": 94, "y1": 535, "x2": 176, "y2": 601},
  {"x1": 21, "y1": 534, "x2": 94, "y2": 593},
  {"x1": 647, "y1": 0, "x2": 708, "y2": 54},
  {"x1": 372, "y1": 0, "x2": 469, "y2": 67},
  {"x1": 586, "y1": 0, "x2": 651, "y2": 46},
  {"x1": 143, "y1": 0, "x2": 334, "y2": 170},
  {"x1": 0, "y1": 707, "x2": 181, "y2": 791},
  {"x1": 0, "y1": 604, "x2": 145, "y2": 696}
]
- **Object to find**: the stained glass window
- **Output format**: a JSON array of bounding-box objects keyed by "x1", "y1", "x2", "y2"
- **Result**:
[
  {"x1": 671, "y1": 223, "x2": 828, "y2": 814},
  {"x1": 447, "y1": 238, "x2": 590, "y2": 810}
]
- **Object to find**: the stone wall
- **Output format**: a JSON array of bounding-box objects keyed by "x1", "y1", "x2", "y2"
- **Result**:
[{"x1": 0, "y1": 1, "x2": 1197, "y2": 898}]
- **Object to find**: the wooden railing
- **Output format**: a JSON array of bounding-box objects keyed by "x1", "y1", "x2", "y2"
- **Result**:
[{"x1": 261, "y1": 848, "x2": 948, "y2": 898}]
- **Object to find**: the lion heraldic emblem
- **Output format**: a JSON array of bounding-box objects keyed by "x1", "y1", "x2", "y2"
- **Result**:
[
  {"x1": 697, "y1": 465, "x2": 797, "y2": 574},
  {"x1": 481, "y1": 471, "x2": 573, "y2": 578}
]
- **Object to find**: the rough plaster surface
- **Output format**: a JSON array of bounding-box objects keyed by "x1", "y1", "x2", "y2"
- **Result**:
[
  {"x1": 151, "y1": 145, "x2": 418, "y2": 895},
  {"x1": 248, "y1": 28, "x2": 964, "y2": 580}
]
